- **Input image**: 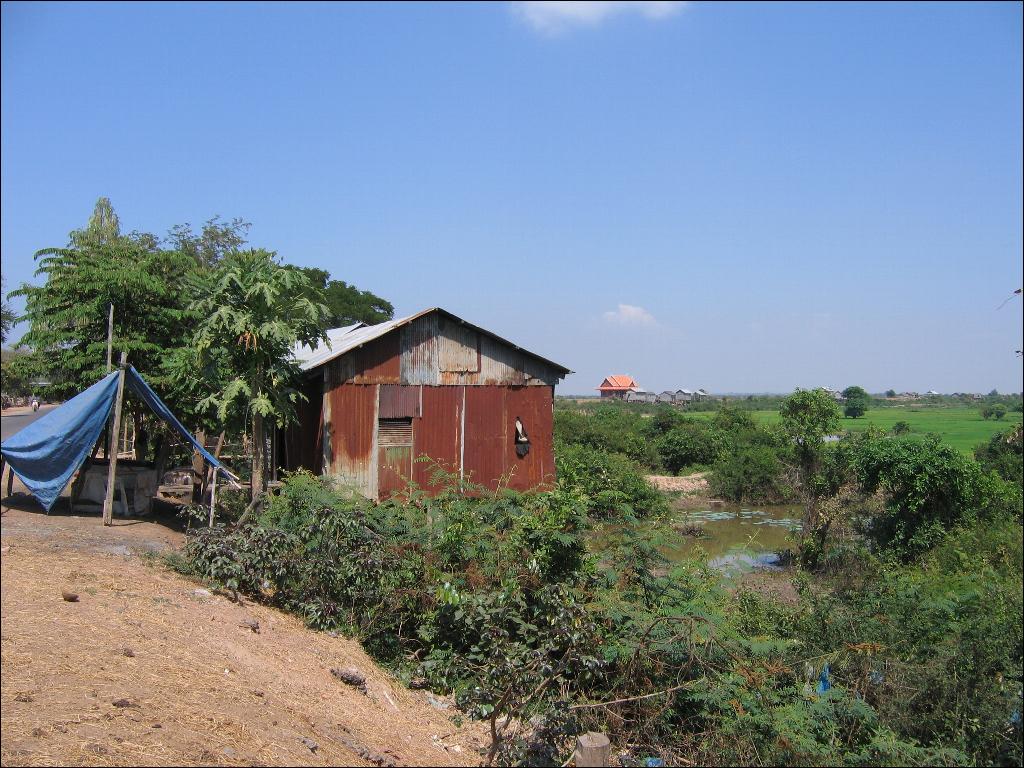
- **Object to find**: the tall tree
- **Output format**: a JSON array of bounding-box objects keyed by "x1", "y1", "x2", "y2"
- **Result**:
[
  {"x1": 841, "y1": 385, "x2": 870, "y2": 418},
  {"x1": 298, "y1": 267, "x2": 394, "y2": 327},
  {"x1": 183, "y1": 249, "x2": 327, "y2": 503},
  {"x1": 11, "y1": 207, "x2": 195, "y2": 400},
  {"x1": 1, "y1": 278, "x2": 16, "y2": 345},
  {"x1": 167, "y1": 216, "x2": 251, "y2": 269},
  {"x1": 779, "y1": 388, "x2": 842, "y2": 559}
]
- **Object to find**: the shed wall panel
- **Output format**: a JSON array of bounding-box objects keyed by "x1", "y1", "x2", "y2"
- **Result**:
[
  {"x1": 326, "y1": 384, "x2": 377, "y2": 496},
  {"x1": 327, "y1": 334, "x2": 400, "y2": 386},
  {"x1": 399, "y1": 314, "x2": 440, "y2": 385},
  {"x1": 462, "y1": 387, "x2": 509, "y2": 488},
  {"x1": 436, "y1": 319, "x2": 479, "y2": 373},
  {"x1": 411, "y1": 386, "x2": 463, "y2": 491},
  {"x1": 379, "y1": 384, "x2": 422, "y2": 418},
  {"x1": 503, "y1": 385, "x2": 555, "y2": 491}
]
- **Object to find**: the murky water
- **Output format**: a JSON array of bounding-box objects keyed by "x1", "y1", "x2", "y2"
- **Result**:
[{"x1": 592, "y1": 503, "x2": 804, "y2": 576}]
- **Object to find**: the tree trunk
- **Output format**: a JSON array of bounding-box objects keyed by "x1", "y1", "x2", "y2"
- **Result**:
[{"x1": 251, "y1": 412, "x2": 265, "y2": 501}]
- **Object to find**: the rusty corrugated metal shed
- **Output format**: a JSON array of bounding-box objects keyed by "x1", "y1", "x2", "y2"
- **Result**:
[{"x1": 294, "y1": 308, "x2": 571, "y2": 378}]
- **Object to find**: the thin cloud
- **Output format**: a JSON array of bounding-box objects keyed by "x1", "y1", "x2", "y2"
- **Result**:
[
  {"x1": 603, "y1": 303, "x2": 658, "y2": 328},
  {"x1": 511, "y1": 1, "x2": 687, "y2": 34}
]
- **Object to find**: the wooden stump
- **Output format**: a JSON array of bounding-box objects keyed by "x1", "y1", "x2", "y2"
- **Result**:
[{"x1": 574, "y1": 732, "x2": 611, "y2": 767}]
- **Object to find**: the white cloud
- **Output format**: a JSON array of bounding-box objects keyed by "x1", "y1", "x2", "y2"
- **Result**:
[
  {"x1": 603, "y1": 303, "x2": 658, "y2": 327},
  {"x1": 511, "y1": 1, "x2": 687, "y2": 34}
]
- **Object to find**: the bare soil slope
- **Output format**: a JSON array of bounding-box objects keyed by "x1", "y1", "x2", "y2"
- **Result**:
[{"x1": 1, "y1": 507, "x2": 484, "y2": 766}]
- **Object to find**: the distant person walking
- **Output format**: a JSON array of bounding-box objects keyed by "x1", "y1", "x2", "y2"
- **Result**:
[{"x1": 31, "y1": 396, "x2": 39, "y2": 412}]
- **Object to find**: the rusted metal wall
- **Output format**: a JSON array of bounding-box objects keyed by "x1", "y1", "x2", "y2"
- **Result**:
[
  {"x1": 318, "y1": 382, "x2": 554, "y2": 499},
  {"x1": 397, "y1": 314, "x2": 561, "y2": 386},
  {"x1": 379, "y1": 383, "x2": 422, "y2": 418},
  {"x1": 411, "y1": 385, "x2": 463, "y2": 491},
  {"x1": 325, "y1": 383, "x2": 378, "y2": 497},
  {"x1": 503, "y1": 385, "x2": 555, "y2": 491},
  {"x1": 326, "y1": 333, "x2": 401, "y2": 386},
  {"x1": 463, "y1": 386, "x2": 507, "y2": 489}
]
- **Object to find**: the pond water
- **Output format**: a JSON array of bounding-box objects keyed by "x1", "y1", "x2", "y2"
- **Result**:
[
  {"x1": 593, "y1": 503, "x2": 804, "y2": 577},
  {"x1": 675, "y1": 504, "x2": 803, "y2": 574}
]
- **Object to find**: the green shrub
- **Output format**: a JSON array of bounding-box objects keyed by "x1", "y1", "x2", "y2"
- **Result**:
[
  {"x1": 709, "y1": 444, "x2": 792, "y2": 503},
  {"x1": 655, "y1": 421, "x2": 728, "y2": 473},
  {"x1": 974, "y1": 423, "x2": 1023, "y2": 486},
  {"x1": 555, "y1": 443, "x2": 667, "y2": 518}
]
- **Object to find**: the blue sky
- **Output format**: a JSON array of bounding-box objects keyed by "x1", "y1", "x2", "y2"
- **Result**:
[{"x1": 2, "y1": 1, "x2": 1021, "y2": 395}]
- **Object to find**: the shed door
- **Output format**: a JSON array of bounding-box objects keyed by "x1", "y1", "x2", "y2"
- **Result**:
[{"x1": 378, "y1": 418, "x2": 413, "y2": 499}]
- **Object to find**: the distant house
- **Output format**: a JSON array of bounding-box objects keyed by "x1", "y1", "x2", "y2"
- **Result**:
[
  {"x1": 821, "y1": 387, "x2": 845, "y2": 402},
  {"x1": 657, "y1": 391, "x2": 676, "y2": 403},
  {"x1": 694, "y1": 388, "x2": 711, "y2": 402},
  {"x1": 597, "y1": 375, "x2": 640, "y2": 399},
  {"x1": 624, "y1": 390, "x2": 657, "y2": 404}
]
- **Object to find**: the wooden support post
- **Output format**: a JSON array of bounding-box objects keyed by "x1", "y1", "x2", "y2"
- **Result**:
[
  {"x1": 209, "y1": 468, "x2": 218, "y2": 527},
  {"x1": 102, "y1": 351, "x2": 128, "y2": 526},
  {"x1": 574, "y1": 732, "x2": 611, "y2": 767}
]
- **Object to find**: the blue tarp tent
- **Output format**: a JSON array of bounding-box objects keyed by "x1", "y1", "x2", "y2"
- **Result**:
[{"x1": 1, "y1": 366, "x2": 236, "y2": 512}]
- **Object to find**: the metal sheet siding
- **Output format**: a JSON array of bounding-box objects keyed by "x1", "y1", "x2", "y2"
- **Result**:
[
  {"x1": 462, "y1": 387, "x2": 509, "y2": 488},
  {"x1": 504, "y1": 385, "x2": 556, "y2": 490},
  {"x1": 436, "y1": 318, "x2": 479, "y2": 373},
  {"x1": 399, "y1": 314, "x2": 440, "y2": 385},
  {"x1": 412, "y1": 386, "x2": 463, "y2": 491},
  {"x1": 379, "y1": 384, "x2": 422, "y2": 418},
  {"x1": 326, "y1": 384, "x2": 377, "y2": 496},
  {"x1": 327, "y1": 334, "x2": 401, "y2": 386}
]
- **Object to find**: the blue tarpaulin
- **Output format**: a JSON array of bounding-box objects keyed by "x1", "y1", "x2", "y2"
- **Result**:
[{"x1": 1, "y1": 366, "x2": 236, "y2": 512}]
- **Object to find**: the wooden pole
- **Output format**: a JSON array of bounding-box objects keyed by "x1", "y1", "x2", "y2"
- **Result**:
[
  {"x1": 106, "y1": 303, "x2": 114, "y2": 373},
  {"x1": 102, "y1": 351, "x2": 128, "y2": 526},
  {"x1": 209, "y1": 468, "x2": 218, "y2": 527}
]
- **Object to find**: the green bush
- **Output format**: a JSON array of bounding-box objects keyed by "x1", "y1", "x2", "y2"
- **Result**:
[
  {"x1": 974, "y1": 423, "x2": 1023, "y2": 486},
  {"x1": 844, "y1": 436, "x2": 1019, "y2": 559},
  {"x1": 709, "y1": 444, "x2": 792, "y2": 503},
  {"x1": 555, "y1": 443, "x2": 667, "y2": 518},
  {"x1": 655, "y1": 421, "x2": 728, "y2": 474}
]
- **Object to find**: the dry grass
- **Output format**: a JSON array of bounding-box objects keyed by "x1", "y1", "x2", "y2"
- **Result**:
[{"x1": 1, "y1": 521, "x2": 485, "y2": 766}]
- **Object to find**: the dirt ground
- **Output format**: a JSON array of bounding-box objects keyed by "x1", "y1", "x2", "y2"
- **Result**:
[
  {"x1": 645, "y1": 472, "x2": 710, "y2": 494},
  {"x1": 1, "y1": 498, "x2": 486, "y2": 767}
]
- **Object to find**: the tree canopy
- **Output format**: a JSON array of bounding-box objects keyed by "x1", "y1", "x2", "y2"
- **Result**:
[
  {"x1": 298, "y1": 267, "x2": 394, "y2": 327},
  {"x1": 181, "y1": 249, "x2": 328, "y2": 498},
  {"x1": 842, "y1": 385, "x2": 870, "y2": 418}
]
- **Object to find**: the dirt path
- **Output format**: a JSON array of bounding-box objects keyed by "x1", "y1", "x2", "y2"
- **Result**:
[{"x1": 1, "y1": 509, "x2": 485, "y2": 766}]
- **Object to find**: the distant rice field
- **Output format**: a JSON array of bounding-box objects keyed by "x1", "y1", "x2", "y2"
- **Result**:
[{"x1": 690, "y1": 406, "x2": 1022, "y2": 455}]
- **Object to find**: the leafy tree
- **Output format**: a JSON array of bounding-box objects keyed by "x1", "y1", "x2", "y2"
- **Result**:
[
  {"x1": 167, "y1": 216, "x2": 251, "y2": 269},
  {"x1": 841, "y1": 385, "x2": 870, "y2": 418},
  {"x1": 891, "y1": 420, "x2": 911, "y2": 435},
  {"x1": 1, "y1": 278, "x2": 16, "y2": 344},
  {"x1": 991, "y1": 403, "x2": 1007, "y2": 420},
  {"x1": 779, "y1": 389, "x2": 842, "y2": 557},
  {"x1": 183, "y1": 249, "x2": 328, "y2": 503},
  {"x1": 11, "y1": 199, "x2": 195, "y2": 401},
  {"x1": 885, "y1": 389, "x2": 897, "y2": 398},
  {"x1": 298, "y1": 267, "x2": 394, "y2": 327}
]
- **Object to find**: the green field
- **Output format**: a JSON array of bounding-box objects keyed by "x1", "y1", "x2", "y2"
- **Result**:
[{"x1": 691, "y1": 406, "x2": 1022, "y2": 455}]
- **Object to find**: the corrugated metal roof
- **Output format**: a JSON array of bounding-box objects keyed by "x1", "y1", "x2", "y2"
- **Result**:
[{"x1": 293, "y1": 308, "x2": 571, "y2": 376}]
